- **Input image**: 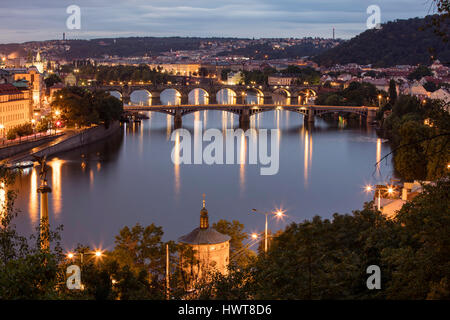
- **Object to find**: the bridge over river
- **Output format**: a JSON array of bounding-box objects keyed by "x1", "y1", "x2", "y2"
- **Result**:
[{"x1": 124, "y1": 104, "x2": 378, "y2": 129}]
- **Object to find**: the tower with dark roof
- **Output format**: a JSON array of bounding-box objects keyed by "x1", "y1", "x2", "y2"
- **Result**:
[{"x1": 178, "y1": 195, "x2": 230, "y2": 284}]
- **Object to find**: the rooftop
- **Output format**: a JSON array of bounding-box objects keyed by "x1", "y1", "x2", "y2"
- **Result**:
[
  {"x1": 178, "y1": 227, "x2": 231, "y2": 245},
  {"x1": 0, "y1": 83, "x2": 21, "y2": 95}
]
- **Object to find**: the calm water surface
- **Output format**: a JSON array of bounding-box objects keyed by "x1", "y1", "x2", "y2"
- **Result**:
[{"x1": 13, "y1": 90, "x2": 394, "y2": 250}]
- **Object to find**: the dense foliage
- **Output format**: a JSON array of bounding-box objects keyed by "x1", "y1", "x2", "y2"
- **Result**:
[
  {"x1": 216, "y1": 40, "x2": 341, "y2": 60},
  {"x1": 316, "y1": 82, "x2": 379, "y2": 106},
  {"x1": 313, "y1": 16, "x2": 450, "y2": 67},
  {"x1": 197, "y1": 178, "x2": 450, "y2": 300},
  {"x1": 51, "y1": 87, "x2": 123, "y2": 128},
  {"x1": 6, "y1": 123, "x2": 34, "y2": 140},
  {"x1": 381, "y1": 96, "x2": 450, "y2": 181},
  {"x1": 71, "y1": 64, "x2": 171, "y2": 84}
]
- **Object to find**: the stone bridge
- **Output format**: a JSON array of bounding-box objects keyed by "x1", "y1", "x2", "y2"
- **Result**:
[
  {"x1": 89, "y1": 83, "x2": 322, "y2": 105},
  {"x1": 123, "y1": 104, "x2": 378, "y2": 129}
]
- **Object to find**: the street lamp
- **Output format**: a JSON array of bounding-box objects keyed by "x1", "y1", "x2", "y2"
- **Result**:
[
  {"x1": 66, "y1": 250, "x2": 103, "y2": 264},
  {"x1": 365, "y1": 184, "x2": 395, "y2": 211},
  {"x1": 251, "y1": 208, "x2": 285, "y2": 253}
]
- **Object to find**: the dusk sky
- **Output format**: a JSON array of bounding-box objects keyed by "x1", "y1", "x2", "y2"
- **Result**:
[{"x1": 0, "y1": 0, "x2": 433, "y2": 43}]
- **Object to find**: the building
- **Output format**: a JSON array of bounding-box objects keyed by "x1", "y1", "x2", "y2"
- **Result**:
[
  {"x1": 25, "y1": 50, "x2": 45, "y2": 74},
  {"x1": 148, "y1": 63, "x2": 201, "y2": 76},
  {"x1": 377, "y1": 181, "x2": 427, "y2": 218},
  {"x1": 11, "y1": 67, "x2": 44, "y2": 108},
  {"x1": 226, "y1": 71, "x2": 243, "y2": 85},
  {"x1": 268, "y1": 74, "x2": 296, "y2": 86},
  {"x1": 178, "y1": 196, "x2": 230, "y2": 286},
  {"x1": 0, "y1": 83, "x2": 32, "y2": 137},
  {"x1": 64, "y1": 73, "x2": 77, "y2": 86}
]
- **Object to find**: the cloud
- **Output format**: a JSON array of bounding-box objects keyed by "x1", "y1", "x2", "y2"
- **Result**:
[{"x1": 0, "y1": 0, "x2": 429, "y2": 43}]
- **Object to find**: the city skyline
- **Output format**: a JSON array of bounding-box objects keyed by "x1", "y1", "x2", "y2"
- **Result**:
[{"x1": 0, "y1": 0, "x2": 432, "y2": 43}]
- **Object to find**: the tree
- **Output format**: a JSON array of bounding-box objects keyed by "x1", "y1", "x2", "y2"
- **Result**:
[
  {"x1": 383, "y1": 177, "x2": 450, "y2": 299},
  {"x1": 393, "y1": 120, "x2": 429, "y2": 181},
  {"x1": 388, "y1": 79, "x2": 397, "y2": 105},
  {"x1": 0, "y1": 167, "x2": 66, "y2": 299},
  {"x1": 44, "y1": 74, "x2": 62, "y2": 88},
  {"x1": 51, "y1": 87, "x2": 123, "y2": 128},
  {"x1": 408, "y1": 65, "x2": 433, "y2": 81},
  {"x1": 110, "y1": 223, "x2": 165, "y2": 277},
  {"x1": 212, "y1": 220, "x2": 255, "y2": 268}
]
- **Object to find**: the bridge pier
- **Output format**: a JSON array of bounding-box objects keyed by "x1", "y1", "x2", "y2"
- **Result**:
[
  {"x1": 366, "y1": 108, "x2": 377, "y2": 124},
  {"x1": 307, "y1": 108, "x2": 315, "y2": 123},
  {"x1": 239, "y1": 109, "x2": 250, "y2": 130},
  {"x1": 174, "y1": 111, "x2": 182, "y2": 129},
  {"x1": 122, "y1": 95, "x2": 131, "y2": 105}
]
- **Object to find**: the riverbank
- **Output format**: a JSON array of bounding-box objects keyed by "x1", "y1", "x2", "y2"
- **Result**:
[
  {"x1": 0, "y1": 132, "x2": 63, "y2": 160},
  {"x1": 2, "y1": 122, "x2": 121, "y2": 163}
]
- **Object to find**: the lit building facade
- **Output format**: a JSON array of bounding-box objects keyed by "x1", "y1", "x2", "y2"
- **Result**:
[
  {"x1": 12, "y1": 68, "x2": 44, "y2": 108},
  {"x1": 0, "y1": 84, "x2": 32, "y2": 136},
  {"x1": 148, "y1": 63, "x2": 201, "y2": 76}
]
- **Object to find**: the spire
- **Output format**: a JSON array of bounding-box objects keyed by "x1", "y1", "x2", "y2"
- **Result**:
[{"x1": 200, "y1": 193, "x2": 209, "y2": 229}]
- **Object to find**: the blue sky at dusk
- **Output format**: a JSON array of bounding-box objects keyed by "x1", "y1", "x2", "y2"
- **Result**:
[{"x1": 0, "y1": 0, "x2": 433, "y2": 43}]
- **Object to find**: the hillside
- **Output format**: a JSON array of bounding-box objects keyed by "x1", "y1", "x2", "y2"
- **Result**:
[{"x1": 313, "y1": 16, "x2": 450, "y2": 67}]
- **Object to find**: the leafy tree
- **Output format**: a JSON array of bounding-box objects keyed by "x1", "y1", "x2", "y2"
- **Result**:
[
  {"x1": 408, "y1": 65, "x2": 433, "y2": 81},
  {"x1": 212, "y1": 220, "x2": 255, "y2": 268},
  {"x1": 44, "y1": 74, "x2": 62, "y2": 88},
  {"x1": 51, "y1": 87, "x2": 123, "y2": 128},
  {"x1": 383, "y1": 178, "x2": 450, "y2": 299},
  {"x1": 388, "y1": 79, "x2": 397, "y2": 105},
  {"x1": 110, "y1": 223, "x2": 165, "y2": 277}
]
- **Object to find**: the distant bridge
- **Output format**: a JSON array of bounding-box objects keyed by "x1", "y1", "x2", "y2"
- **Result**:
[
  {"x1": 124, "y1": 104, "x2": 378, "y2": 129},
  {"x1": 89, "y1": 83, "x2": 322, "y2": 105}
]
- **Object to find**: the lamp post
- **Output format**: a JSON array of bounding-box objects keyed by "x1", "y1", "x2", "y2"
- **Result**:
[
  {"x1": 365, "y1": 185, "x2": 395, "y2": 211},
  {"x1": 66, "y1": 250, "x2": 103, "y2": 265},
  {"x1": 251, "y1": 209, "x2": 285, "y2": 253}
]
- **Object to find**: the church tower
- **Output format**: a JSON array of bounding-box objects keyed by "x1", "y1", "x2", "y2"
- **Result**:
[{"x1": 178, "y1": 195, "x2": 230, "y2": 285}]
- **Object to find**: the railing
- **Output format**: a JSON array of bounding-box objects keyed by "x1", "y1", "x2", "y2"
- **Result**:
[{"x1": 0, "y1": 131, "x2": 63, "y2": 149}]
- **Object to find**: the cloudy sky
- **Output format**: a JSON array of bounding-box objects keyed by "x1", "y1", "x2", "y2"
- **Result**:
[{"x1": 0, "y1": 0, "x2": 434, "y2": 43}]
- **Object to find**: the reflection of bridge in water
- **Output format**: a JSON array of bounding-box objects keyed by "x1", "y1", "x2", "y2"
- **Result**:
[{"x1": 124, "y1": 104, "x2": 378, "y2": 129}]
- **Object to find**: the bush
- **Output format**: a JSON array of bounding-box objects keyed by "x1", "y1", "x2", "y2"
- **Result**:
[
  {"x1": 6, "y1": 129, "x2": 16, "y2": 140},
  {"x1": 6, "y1": 123, "x2": 34, "y2": 140}
]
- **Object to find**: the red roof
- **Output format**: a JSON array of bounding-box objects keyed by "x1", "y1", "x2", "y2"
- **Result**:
[{"x1": 0, "y1": 83, "x2": 21, "y2": 95}]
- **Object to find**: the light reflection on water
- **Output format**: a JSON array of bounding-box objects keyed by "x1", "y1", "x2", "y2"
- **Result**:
[{"x1": 12, "y1": 92, "x2": 394, "y2": 249}]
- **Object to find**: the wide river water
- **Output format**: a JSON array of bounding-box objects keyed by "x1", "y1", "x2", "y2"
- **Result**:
[{"x1": 12, "y1": 90, "x2": 394, "y2": 251}]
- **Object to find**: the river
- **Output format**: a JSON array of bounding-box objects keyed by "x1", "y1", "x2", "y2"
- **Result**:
[{"x1": 11, "y1": 90, "x2": 393, "y2": 251}]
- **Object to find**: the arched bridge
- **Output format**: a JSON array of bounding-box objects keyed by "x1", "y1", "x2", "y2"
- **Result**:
[
  {"x1": 90, "y1": 83, "x2": 321, "y2": 105},
  {"x1": 124, "y1": 104, "x2": 378, "y2": 129}
]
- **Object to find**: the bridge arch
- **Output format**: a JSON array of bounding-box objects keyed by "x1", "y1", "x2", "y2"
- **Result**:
[
  {"x1": 130, "y1": 89, "x2": 152, "y2": 105},
  {"x1": 296, "y1": 88, "x2": 317, "y2": 105},
  {"x1": 107, "y1": 90, "x2": 123, "y2": 100},
  {"x1": 188, "y1": 88, "x2": 209, "y2": 105},
  {"x1": 272, "y1": 88, "x2": 291, "y2": 105},
  {"x1": 244, "y1": 87, "x2": 264, "y2": 105},
  {"x1": 160, "y1": 88, "x2": 182, "y2": 105},
  {"x1": 216, "y1": 88, "x2": 237, "y2": 105}
]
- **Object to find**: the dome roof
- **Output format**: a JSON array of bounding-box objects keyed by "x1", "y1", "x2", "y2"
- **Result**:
[{"x1": 178, "y1": 227, "x2": 231, "y2": 245}]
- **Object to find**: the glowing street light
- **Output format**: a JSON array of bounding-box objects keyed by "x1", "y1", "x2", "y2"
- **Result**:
[
  {"x1": 251, "y1": 208, "x2": 285, "y2": 253},
  {"x1": 365, "y1": 184, "x2": 395, "y2": 211},
  {"x1": 66, "y1": 249, "x2": 104, "y2": 264}
]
